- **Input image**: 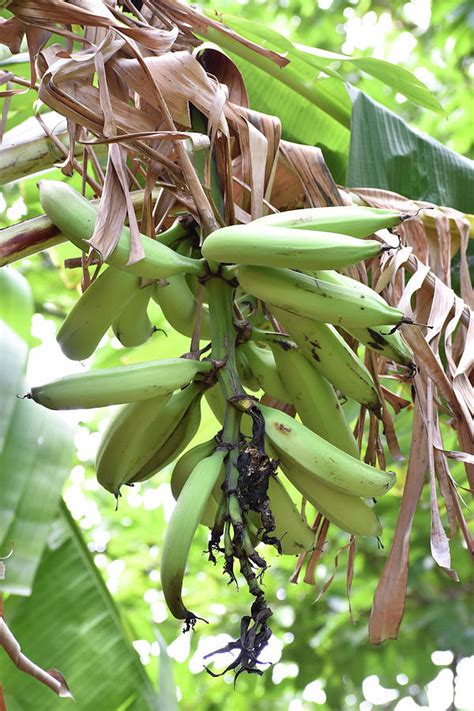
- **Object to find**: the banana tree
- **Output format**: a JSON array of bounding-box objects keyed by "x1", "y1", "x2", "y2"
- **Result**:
[{"x1": 0, "y1": 0, "x2": 472, "y2": 708}]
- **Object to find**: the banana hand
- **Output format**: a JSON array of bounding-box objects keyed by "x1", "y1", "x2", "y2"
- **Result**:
[
  {"x1": 239, "y1": 341, "x2": 292, "y2": 404},
  {"x1": 39, "y1": 181, "x2": 205, "y2": 279},
  {"x1": 270, "y1": 306, "x2": 381, "y2": 414},
  {"x1": 277, "y1": 459, "x2": 383, "y2": 537},
  {"x1": 269, "y1": 338, "x2": 359, "y2": 458},
  {"x1": 57, "y1": 266, "x2": 138, "y2": 360},
  {"x1": 96, "y1": 383, "x2": 203, "y2": 495},
  {"x1": 128, "y1": 388, "x2": 203, "y2": 485},
  {"x1": 171, "y1": 440, "x2": 218, "y2": 528}
]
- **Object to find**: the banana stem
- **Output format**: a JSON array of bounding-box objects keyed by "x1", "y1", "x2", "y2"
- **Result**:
[{"x1": 205, "y1": 276, "x2": 245, "y2": 403}]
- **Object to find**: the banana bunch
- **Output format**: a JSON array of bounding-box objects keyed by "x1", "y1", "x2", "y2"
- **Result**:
[{"x1": 35, "y1": 181, "x2": 415, "y2": 664}]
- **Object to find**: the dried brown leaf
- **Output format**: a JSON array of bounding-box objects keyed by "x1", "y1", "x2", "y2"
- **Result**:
[
  {"x1": 347, "y1": 536, "x2": 356, "y2": 625},
  {"x1": 0, "y1": 16, "x2": 26, "y2": 54},
  {"x1": 401, "y1": 324, "x2": 474, "y2": 440},
  {"x1": 304, "y1": 518, "x2": 330, "y2": 586},
  {"x1": 88, "y1": 143, "x2": 144, "y2": 264},
  {"x1": 369, "y1": 401, "x2": 428, "y2": 643},
  {"x1": 425, "y1": 380, "x2": 459, "y2": 580}
]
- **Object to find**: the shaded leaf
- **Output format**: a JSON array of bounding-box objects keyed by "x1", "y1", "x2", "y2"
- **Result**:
[
  {"x1": 0, "y1": 321, "x2": 27, "y2": 451},
  {"x1": 348, "y1": 90, "x2": 474, "y2": 213},
  {"x1": 0, "y1": 503, "x2": 158, "y2": 710},
  {"x1": 0, "y1": 382, "x2": 74, "y2": 595},
  {"x1": 154, "y1": 627, "x2": 177, "y2": 711}
]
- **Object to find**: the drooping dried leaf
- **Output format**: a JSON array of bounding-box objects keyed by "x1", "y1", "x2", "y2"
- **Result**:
[{"x1": 369, "y1": 402, "x2": 428, "y2": 643}]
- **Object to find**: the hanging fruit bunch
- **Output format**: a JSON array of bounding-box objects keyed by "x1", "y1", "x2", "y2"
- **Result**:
[
  {"x1": 1, "y1": 0, "x2": 472, "y2": 681},
  {"x1": 27, "y1": 180, "x2": 416, "y2": 676}
]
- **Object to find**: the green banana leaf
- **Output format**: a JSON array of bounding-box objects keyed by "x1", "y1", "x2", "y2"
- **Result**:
[
  {"x1": 0, "y1": 503, "x2": 160, "y2": 710},
  {"x1": 347, "y1": 91, "x2": 474, "y2": 213},
  {"x1": 0, "y1": 267, "x2": 34, "y2": 345},
  {"x1": 0, "y1": 385, "x2": 74, "y2": 595},
  {"x1": 204, "y1": 14, "x2": 441, "y2": 116},
  {"x1": 0, "y1": 321, "x2": 27, "y2": 451},
  {"x1": 0, "y1": 270, "x2": 73, "y2": 595}
]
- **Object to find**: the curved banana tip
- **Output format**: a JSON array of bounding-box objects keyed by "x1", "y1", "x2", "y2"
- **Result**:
[{"x1": 183, "y1": 611, "x2": 208, "y2": 632}]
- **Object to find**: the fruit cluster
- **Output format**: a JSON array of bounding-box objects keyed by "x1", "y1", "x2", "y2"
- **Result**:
[{"x1": 31, "y1": 180, "x2": 415, "y2": 676}]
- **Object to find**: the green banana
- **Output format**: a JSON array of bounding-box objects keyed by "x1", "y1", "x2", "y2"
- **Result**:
[
  {"x1": 269, "y1": 306, "x2": 381, "y2": 413},
  {"x1": 202, "y1": 224, "x2": 386, "y2": 270},
  {"x1": 277, "y1": 459, "x2": 383, "y2": 537},
  {"x1": 152, "y1": 277, "x2": 211, "y2": 340},
  {"x1": 128, "y1": 390, "x2": 203, "y2": 485},
  {"x1": 96, "y1": 383, "x2": 203, "y2": 495},
  {"x1": 57, "y1": 266, "x2": 140, "y2": 360},
  {"x1": 235, "y1": 347, "x2": 260, "y2": 392},
  {"x1": 269, "y1": 339, "x2": 360, "y2": 459},
  {"x1": 152, "y1": 237, "x2": 211, "y2": 339},
  {"x1": 38, "y1": 181, "x2": 205, "y2": 279},
  {"x1": 112, "y1": 283, "x2": 155, "y2": 347},
  {"x1": 253, "y1": 205, "x2": 404, "y2": 236},
  {"x1": 204, "y1": 383, "x2": 227, "y2": 426},
  {"x1": 161, "y1": 449, "x2": 227, "y2": 623},
  {"x1": 171, "y1": 440, "x2": 218, "y2": 528},
  {"x1": 308, "y1": 270, "x2": 414, "y2": 368},
  {"x1": 239, "y1": 341, "x2": 293, "y2": 404},
  {"x1": 29, "y1": 358, "x2": 212, "y2": 410},
  {"x1": 237, "y1": 265, "x2": 407, "y2": 329},
  {"x1": 259, "y1": 404, "x2": 396, "y2": 497},
  {"x1": 344, "y1": 325, "x2": 414, "y2": 368},
  {"x1": 0, "y1": 267, "x2": 34, "y2": 344}
]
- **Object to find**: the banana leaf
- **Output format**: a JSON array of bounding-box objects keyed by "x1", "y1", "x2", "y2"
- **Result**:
[
  {"x1": 0, "y1": 270, "x2": 73, "y2": 595},
  {"x1": 347, "y1": 90, "x2": 474, "y2": 213},
  {"x1": 0, "y1": 387, "x2": 74, "y2": 595},
  {"x1": 0, "y1": 503, "x2": 160, "y2": 710}
]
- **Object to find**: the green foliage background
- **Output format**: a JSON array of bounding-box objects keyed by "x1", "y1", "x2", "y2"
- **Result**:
[{"x1": 0, "y1": 1, "x2": 472, "y2": 709}]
